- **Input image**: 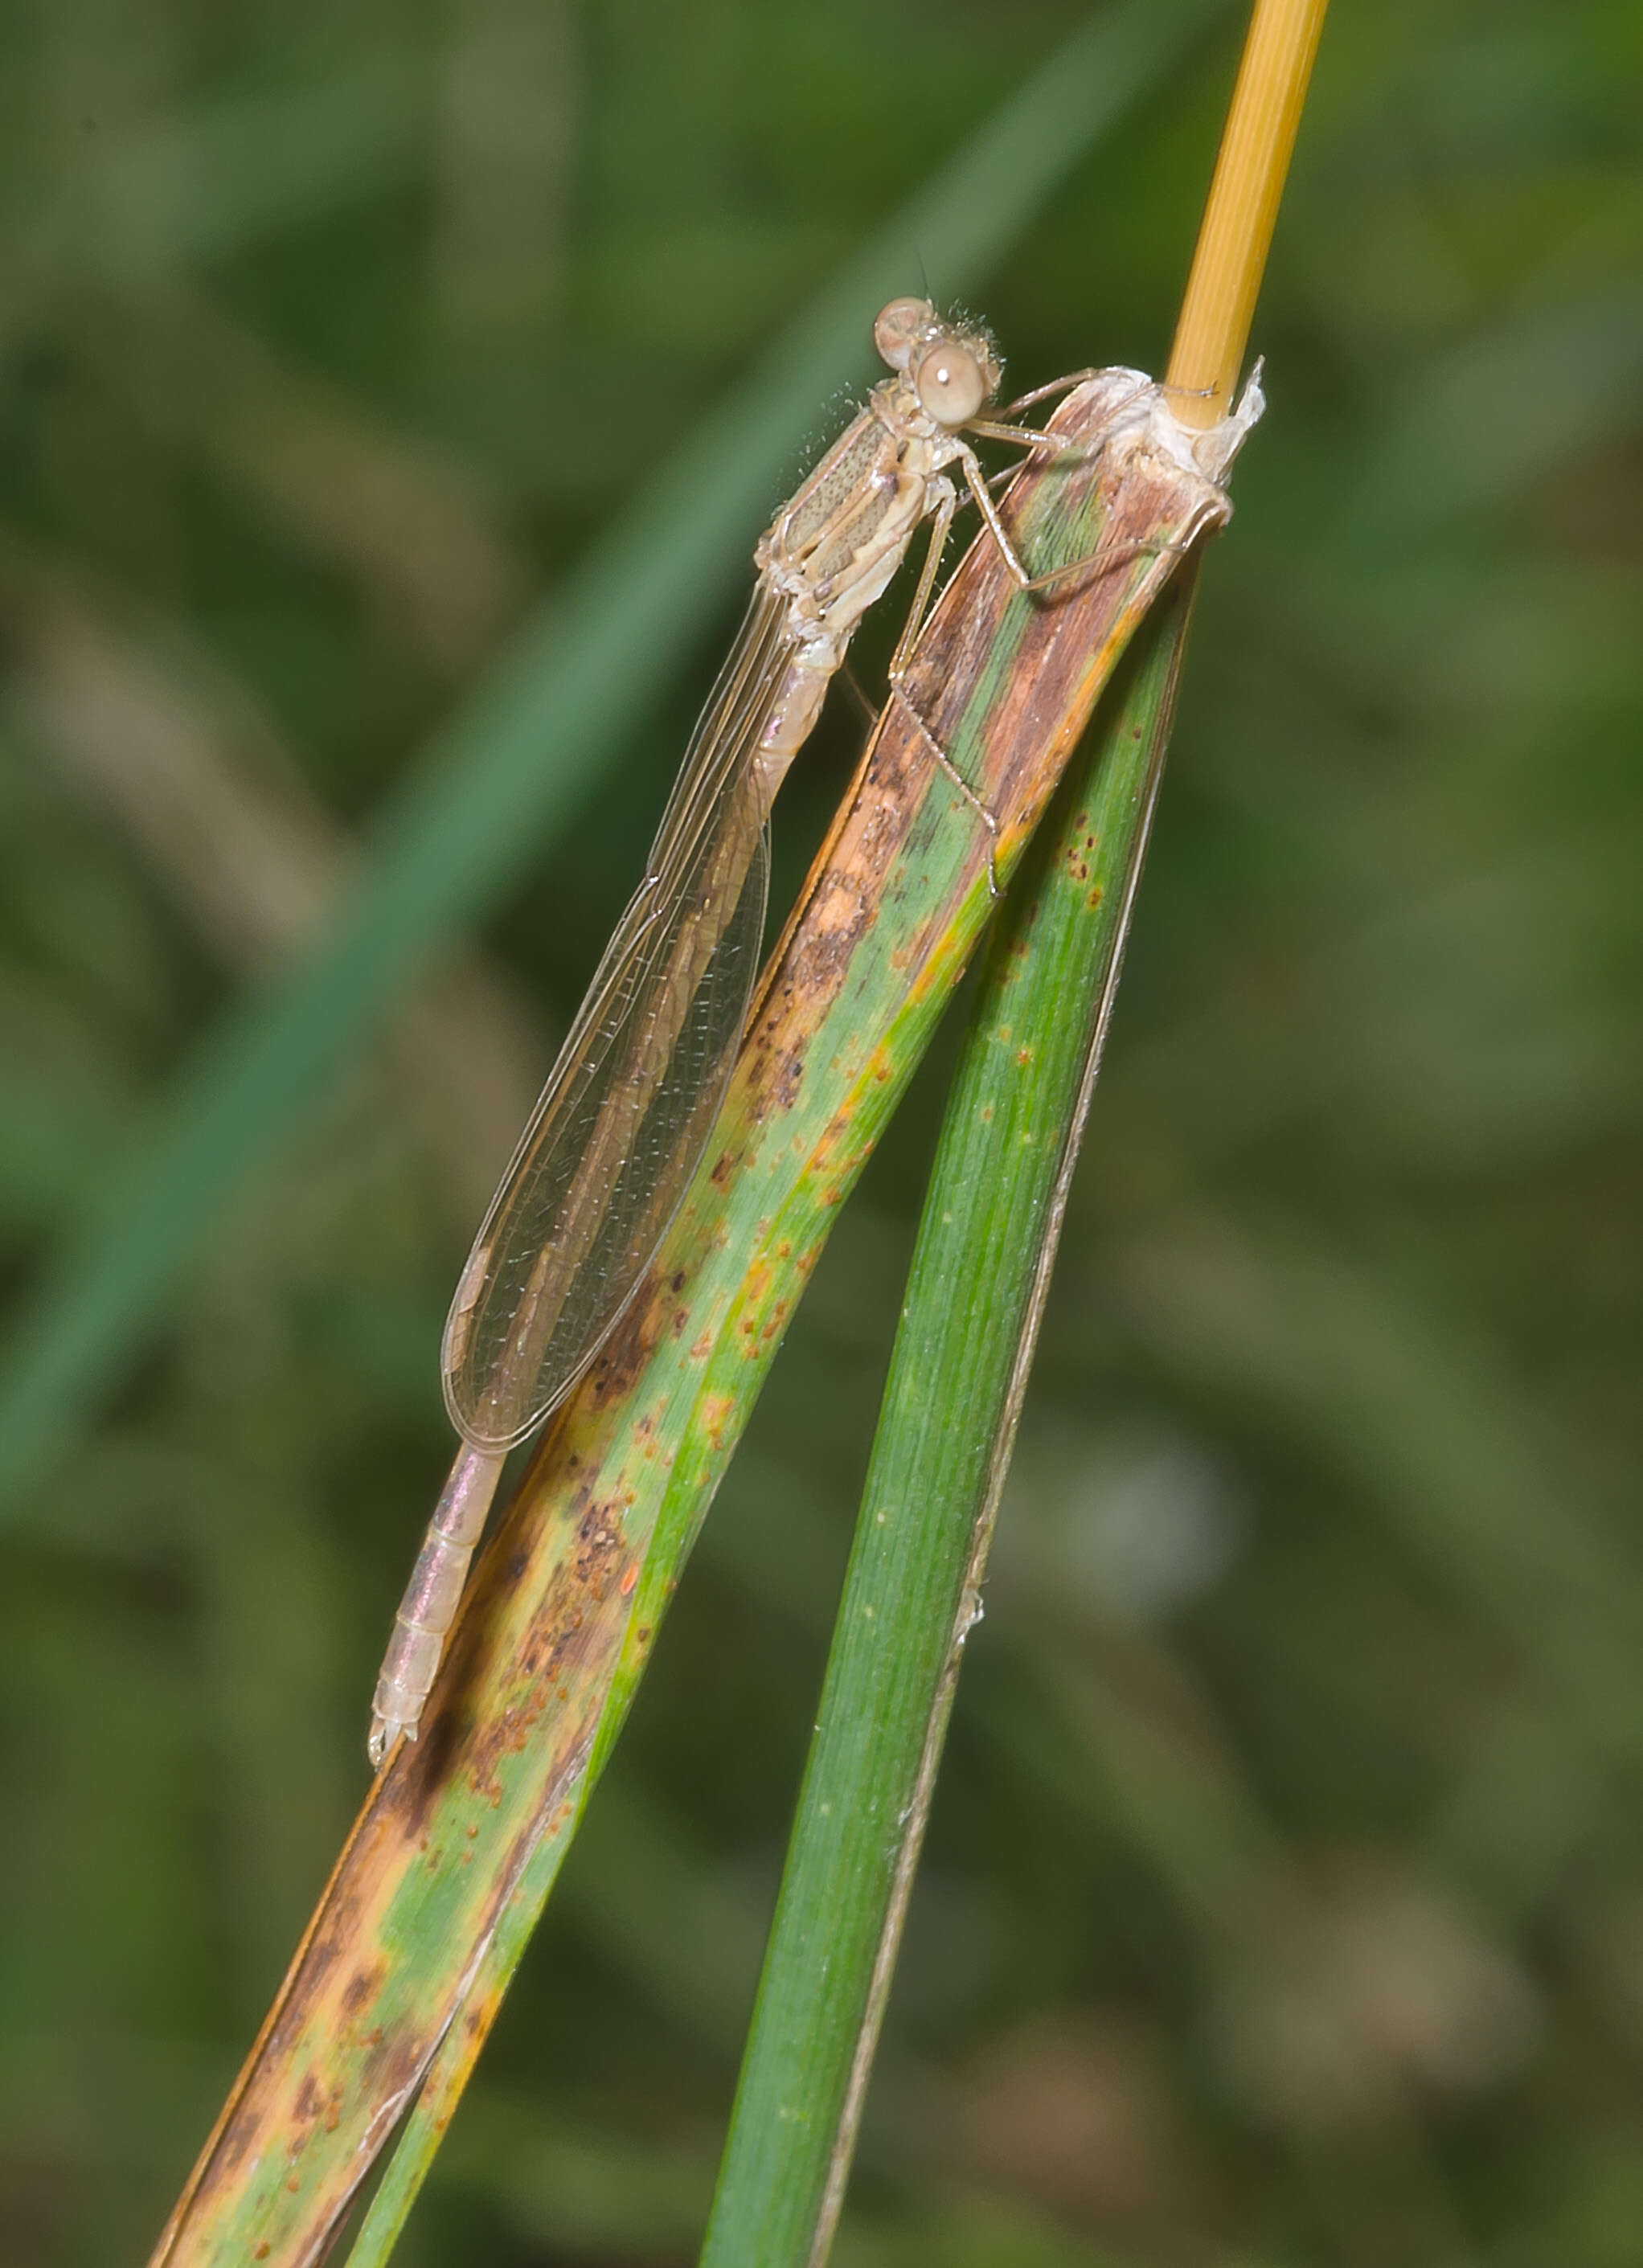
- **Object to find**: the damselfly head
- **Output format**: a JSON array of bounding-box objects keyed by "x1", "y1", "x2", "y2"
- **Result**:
[{"x1": 871, "y1": 297, "x2": 1001, "y2": 428}]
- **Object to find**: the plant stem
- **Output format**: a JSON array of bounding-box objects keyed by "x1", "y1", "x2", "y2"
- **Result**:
[{"x1": 1167, "y1": 0, "x2": 1330, "y2": 416}]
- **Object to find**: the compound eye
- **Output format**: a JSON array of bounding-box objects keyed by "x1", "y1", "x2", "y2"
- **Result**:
[
  {"x1": 873, "y1": 297, "x2": 933, "y2": 370},
  {"x1": 912, "y1": 338, "x2": 989, "y2": 426}
]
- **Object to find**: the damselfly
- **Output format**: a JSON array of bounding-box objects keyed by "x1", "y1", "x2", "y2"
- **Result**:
[{"x1": 369, "y1": 297, "x2": 1113, "y2": 1766}]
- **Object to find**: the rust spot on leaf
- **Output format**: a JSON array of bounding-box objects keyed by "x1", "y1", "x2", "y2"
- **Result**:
[{"x1": 699, "y1": 1393, "x2": 735, "y2": 1449}]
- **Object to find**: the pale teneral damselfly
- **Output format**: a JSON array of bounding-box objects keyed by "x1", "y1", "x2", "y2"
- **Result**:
[{"x1": 368, "y1": 297, "x2": 1145, "y2": 1766}]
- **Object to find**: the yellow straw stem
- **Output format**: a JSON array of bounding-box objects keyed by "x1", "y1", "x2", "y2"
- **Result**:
[{"x1": 1166, "y1": 0, "x2": 1330, "y2": 425}]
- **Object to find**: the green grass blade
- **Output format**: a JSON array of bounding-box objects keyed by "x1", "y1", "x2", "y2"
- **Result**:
[
  {"x1": 0, "y1": 0, "x2": 1223, "y2": 1513},
  {"x1": 701, "y1": 569, "x2": 1201, "y2": 2267}
]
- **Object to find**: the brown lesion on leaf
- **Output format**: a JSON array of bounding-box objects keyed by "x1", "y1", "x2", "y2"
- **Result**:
[
  {"x1": 708, "y1": 1140, "x2": 742, "y2": 1189},
  {"x1": 761, "y1": 1034, "x2": 809, "y2": 1113},
  {"x1": 339, "y1": 1964, "x2": 383, "y2": 2021}
]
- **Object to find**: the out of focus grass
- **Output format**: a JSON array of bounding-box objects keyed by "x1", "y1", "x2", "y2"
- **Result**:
[{"x1": 2, "y1": 5, "x2": 1640, "y2": 2266}]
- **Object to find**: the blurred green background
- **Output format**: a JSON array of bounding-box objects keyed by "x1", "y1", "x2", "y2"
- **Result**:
[{"x1": 2, "y1": 1, "x2": 1641, "y2": 2262}]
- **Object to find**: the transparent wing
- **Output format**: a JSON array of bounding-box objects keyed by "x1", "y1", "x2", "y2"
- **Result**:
[{"x1": 441, "y1": 587, "x2": 791, "y2": 1451}]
